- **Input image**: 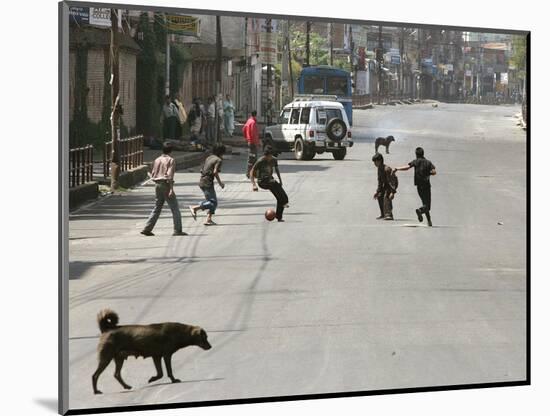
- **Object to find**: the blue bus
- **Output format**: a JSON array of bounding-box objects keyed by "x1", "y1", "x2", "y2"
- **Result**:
[{"x1": 297, "y1": 66, "x2": 353, "y2": 125}]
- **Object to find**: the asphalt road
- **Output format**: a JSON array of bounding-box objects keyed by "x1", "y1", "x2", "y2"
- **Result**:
[{"x1": 67, "y1": 102, "x2": 527, "y2": 411}]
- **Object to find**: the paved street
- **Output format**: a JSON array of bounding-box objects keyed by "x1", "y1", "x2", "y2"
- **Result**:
[{"x1": 68, "y1": 103, "x2": 527, "y2": 411}]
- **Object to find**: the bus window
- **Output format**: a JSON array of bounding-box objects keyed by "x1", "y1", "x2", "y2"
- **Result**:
[
  {"x1": 327, "y1": 76, "x2": 348, "y2": 95},
  {"x1": 316, "y1": 108, "x2": 343, "y2": 125},
  {"x1": 303, "y1": 75, "x2": 325, "y2": 94},
  {"x1": 300, "y1": 107, "x2": 311, "y2": 124},
  {"x1": 290, "y1": 108, "x2": 300, "y2": 124}
]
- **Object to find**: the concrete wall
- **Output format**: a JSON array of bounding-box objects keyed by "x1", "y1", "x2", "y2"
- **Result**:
[{"x1": 69, "y1": 47, "x2": 138, "y2": 134}]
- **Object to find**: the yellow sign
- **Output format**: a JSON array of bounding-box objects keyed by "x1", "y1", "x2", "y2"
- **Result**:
[{"x1": 166, "y1": 15, "x2": 200, "y2": 36}]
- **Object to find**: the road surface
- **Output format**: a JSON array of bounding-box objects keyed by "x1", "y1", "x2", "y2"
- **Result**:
[{"x1": 67, "y1": 102, "x2": 527, "y2": 411}]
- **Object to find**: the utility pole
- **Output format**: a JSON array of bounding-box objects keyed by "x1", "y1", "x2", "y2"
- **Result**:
[
  {"x1": 416, "y1": 28, "x2": 423, "y2": 100},
  {"x1": 305, "y1": 21, "x2": 311, "y2": 67},
  {"x1": 349, "y1": 24, "x2": 354, "y2": 91},
  {"x1": 377, "y1": 25, "x2": 383, "y2": 105},
  {"x1": 110, "y1": 8, "x2": 121, "y2": 191},
  {"x1": 165, "y1": 14, "x2": 170, "y2": 96},
  {"x1": 328, "y1": 22, "x2": 333, "y2": 66},
  {"x1": 399, "y1": 27, "x2": 404, "y2": 99},
  {"x1": 266, "y1": 18, "x2": 273, "y2": 125},
  {"x1": 215, "y1": 16, "x2": 222, "y2": 143},
  {"x1": 287, "y1": 20, "x2": 294, "y2": 98}
]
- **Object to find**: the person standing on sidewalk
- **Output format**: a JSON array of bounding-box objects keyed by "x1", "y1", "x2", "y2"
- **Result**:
[
  {"x1": 161, "y1": 95, "x2": 179, "y2": 140},
  {"x1": 141, "y1": 143, "x2": 187, "y2": 236},
  {"x1": 223, "y1": 94, "x2": 235, "y2": 137},
  {"x1": 393, "y1": 147, "x2": 436, "y2": 226},
  {"x1": 189, "y1": 144, "x2": 226, "y2": 226},
  {"x1": 251, "y1": 146, "x2": 289, "y2": 222},
  {"x1": 243, "y1": 110, "x2": 260, "y2": 178},
  {"x1": 206, "y1": 96, "x2": 216, "y2": 148},
  {"x1": 372, "y1": 153, "x2": 397, "y2": 220},
  {"x1": 188, "y1": 98, "x2": 203, "y2": 146}
]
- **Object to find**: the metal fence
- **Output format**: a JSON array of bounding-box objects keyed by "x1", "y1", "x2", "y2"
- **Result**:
[
  {"x1": 352, "y1": 95, "x2": 372, "y2": 106},
  {"x1": 69, "y1": 145, "x2": 94, "y2": 188},
  {"x1": 103, "y1": 135, "x2": 144, "y2": 178}
]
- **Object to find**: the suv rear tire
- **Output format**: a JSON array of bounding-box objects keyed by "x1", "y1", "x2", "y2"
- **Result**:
[
  {"x1": 326, "y1": 118, "x2": 347, "y2": 142},
  {"x1": 332, "y1": 148, "x2": 347, "y2": 160}
]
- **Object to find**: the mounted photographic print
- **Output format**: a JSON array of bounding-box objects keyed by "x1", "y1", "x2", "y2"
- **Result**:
[{"x1": 59, "y1": 1, "x2": 530, "y2": 414}]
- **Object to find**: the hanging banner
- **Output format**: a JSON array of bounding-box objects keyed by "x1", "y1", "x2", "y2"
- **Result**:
[
  {"x1": 259, "y1": 32, "x2": 278, "y2": 65},
  {"x1": 165, "y1": 15, "x2": 200, "y2": 36}
]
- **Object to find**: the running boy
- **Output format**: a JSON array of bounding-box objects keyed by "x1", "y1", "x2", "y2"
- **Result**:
[
  {"x1": 189, "y1": 144, "x2": 226, "y2": 226},
  {"x1": 393, "y1": 147, "x2": 436, "y2": 226}
]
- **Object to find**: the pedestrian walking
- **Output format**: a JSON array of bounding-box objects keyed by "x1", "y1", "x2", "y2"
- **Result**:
[
  {"x1": 393, "y1": 147, "x2": 436, "y2": 226},
  {"x1": 189, "y1": 144, "x2": 226, "y2": 226},
  {"x1": 141, "y1": 143, "x2": 187, "y2": 236},
  {"x1": 372, "y1": 153, "x2": 397, "y2": 220},
  {"x1": 223, "y1": 94, "x2": 235, "y2": 137},
  {"x1": 161, "y1": 95, "x2": 179, "y2": 140},
  {"x1": 243, "y1": 110, "x2": 260, "y2": 178},
  {"x1": 250, "y1": 146, "x2": 289, "y2": 222},
  {"x1": 188, "y1": 98, "x2": 202, "y2": 146}
]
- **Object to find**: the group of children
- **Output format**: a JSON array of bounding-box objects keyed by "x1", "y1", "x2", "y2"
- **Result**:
[
  {"x1": 140, "y1": 138, "x2": 436, "y2": 236},
  {"x1": 372, "y1": 146, "x2": 436, "y2": 226}
]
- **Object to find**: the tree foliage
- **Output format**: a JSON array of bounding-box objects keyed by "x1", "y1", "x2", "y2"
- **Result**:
[{"x1": 510, "y1": 35, "x2": 527, "y2": 79}]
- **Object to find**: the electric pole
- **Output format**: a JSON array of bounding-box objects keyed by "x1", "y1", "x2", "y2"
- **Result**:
[
  {"x1": 349, "y1": 25, "x2": 353, "y2": 76},
  {"x1": 377, "y1": 25, "x2": 383, "y2": 105},
  {"x1": 287, "y1": 20, "x2": 294, "y2": 98},
  {"x1": 266, "y1": 18, "x2": 273, "y2": 125},
  {"x1": 400, "y1": 27, "x2": 404, "y2": 99},
  {"x1": 165, "y1": 14, "x2": 170, "y2": 96},
  {"x1": 328, "y1": 22, "x2": 333, "y2": 66},
  {"x1": 215, "y1": 16, "x2": 222, "y2": 143},
  {"x1": 305, "y1": 21, "x2": 311, "y2": 67},
  {"x1": 417, "y1": 29, "x2": 422, "y2": 100},
  {"x1": 110, "y1": 8, "x2": 121, "y2": 191}
]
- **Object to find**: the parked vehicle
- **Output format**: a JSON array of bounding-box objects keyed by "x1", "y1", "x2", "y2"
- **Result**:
[
  {"x1": 297, "y1": 66, "x2": 353, "y2": 125},
  {"x1": 263, "y1": 95, "x2": 353, "y2": 161}
]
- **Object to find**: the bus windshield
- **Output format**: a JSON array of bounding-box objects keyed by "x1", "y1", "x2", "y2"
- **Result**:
[
  {"x1": 326, "y1": 76, "x2": 348, "y2": 96},
  {"x1": 303, "y1": 75, "x2": 325, "y2": 94}
]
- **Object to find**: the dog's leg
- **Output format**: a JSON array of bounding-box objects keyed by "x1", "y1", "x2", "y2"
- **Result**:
[
  {"x1": 386, "y1": 143, "x2": 390, "y2": 154},
  {"x1": 375, "y1": 143, "x2": 379, "y2": 153},
  {"x1": 114, "y1": 356, "x2": 132, "y2": 390},
  {"x1": 164, "y1": 354, "x2": 181, "y2": 383},
  {"x1": 92, "y1": 357, "x2": 111, "y2": 395},
  {"x1": 148, "y1": 356, "x2": 164, "y2": 383}
]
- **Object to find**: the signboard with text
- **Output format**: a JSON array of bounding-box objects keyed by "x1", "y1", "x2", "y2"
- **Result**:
[
  {"x1": 259, "y1": 32, "x2": 277, "y2": 65},
  {"x1": 165, "y1": 15, "x2": 200, "y2": 36}
]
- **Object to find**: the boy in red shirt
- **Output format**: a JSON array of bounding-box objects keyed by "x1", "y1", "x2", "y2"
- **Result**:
[{"x1": 243, "y1": 111, "x2": 260, "y2": 178}]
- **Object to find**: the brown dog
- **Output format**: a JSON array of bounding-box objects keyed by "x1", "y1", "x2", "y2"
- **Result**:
[
  {"x1": 92, "y1": 309, "x2": 212, "y2": 394},
  {"x1": 374, "y1": 135, "x2": 395, "y2": 154}
]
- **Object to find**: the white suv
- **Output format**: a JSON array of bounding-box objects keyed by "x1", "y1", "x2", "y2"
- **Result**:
[{"x1": 263, "y1": 95, "x2": 353, "y2": 161}]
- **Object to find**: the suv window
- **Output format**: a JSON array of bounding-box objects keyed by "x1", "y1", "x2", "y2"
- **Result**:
[
  {"x1": 279, "y1": 109, "x2": 291, "y2": 124},
  {"x1": 300, "y1": 107, "x2": 311, "y2": 124},
  {"x1": 317, "y1": 108, "x2": 343, "y2": 125},
  {"x1": 290, "y1": 108, "x2": 300, "y2": 124}
]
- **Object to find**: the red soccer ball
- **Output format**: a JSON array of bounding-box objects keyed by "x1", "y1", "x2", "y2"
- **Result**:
[{"x1": 265, "y1": 209, "x2": 276, "y2": 221}]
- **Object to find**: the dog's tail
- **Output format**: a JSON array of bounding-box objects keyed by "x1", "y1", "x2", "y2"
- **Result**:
[{"x1": 97, "y1": 309, "x2": 119, "y2": 333}]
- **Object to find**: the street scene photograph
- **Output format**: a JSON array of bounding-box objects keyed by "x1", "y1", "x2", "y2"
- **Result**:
[{"x1": 63, "y1": 3, "x2": 528, "y2": 412}]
